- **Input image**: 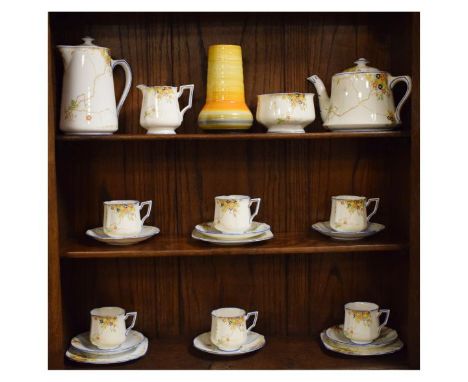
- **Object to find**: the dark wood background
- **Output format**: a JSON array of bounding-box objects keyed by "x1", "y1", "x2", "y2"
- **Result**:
[{"x1": 49, "y1": 12, "x2": 418, "y2": 369}]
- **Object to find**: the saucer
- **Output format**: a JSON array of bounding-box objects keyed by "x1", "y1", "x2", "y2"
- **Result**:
[
  {"x1": 86, "y1": 226, "x2": 160, "y2": 245},
  {"x1": 320, "y1": 331, "x2": 403, "y2": 356},
  {"x1": 193, "y1": 331, "x2": 265, "y2": 356},
  {"x1": 325, "y1": 325, "x2": 398, "y2": 348},
  {"x1": 66, "y1": 337, "x2": 148, "y2": 364},
  {"x1": 192, "y1": 229, "x2": 274, "y2": 245},
  {"x1": 71, "y1": 330, "x2": 145, "y2": 355},
  {"x1": 312, "y1": 221, "x2": 385, "y2": 240},
  {"x1": 195, "y1": 221, "x2": 270, "y2": 240}
]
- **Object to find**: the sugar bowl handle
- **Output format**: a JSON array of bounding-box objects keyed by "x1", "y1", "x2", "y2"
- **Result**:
[
  {"x1": 111, "y1": 59, "x2": 132, "y2": 116},
  {"x1": 139, "y1": 200, "x2": 152, "y2": 224},
  {"x1": 124, "y1": 311, "x2": 137, "y2": 336},
  {"x1": 178, "y1": 84, "x2": 195, "y2": 117},
  {"x1": 389, "y1": 75, "x2": 412, "y2": 124},
  {"x1": 245, "y1": 311, "x2": 258, "y2": 332}
]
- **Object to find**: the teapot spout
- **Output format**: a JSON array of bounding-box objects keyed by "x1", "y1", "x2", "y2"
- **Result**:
[{"x1": 307, "y1": 75, "x2": 330, "y2": 123}]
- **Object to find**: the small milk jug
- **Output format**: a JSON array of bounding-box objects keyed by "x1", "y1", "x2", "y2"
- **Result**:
[{"x1": 57, "y1": 37, "x2": 132, "y2": 135}]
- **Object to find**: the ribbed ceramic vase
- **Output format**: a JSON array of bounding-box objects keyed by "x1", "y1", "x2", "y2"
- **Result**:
[{"x1": 198, "y1": 45, "x2": 253, "y2": 130}]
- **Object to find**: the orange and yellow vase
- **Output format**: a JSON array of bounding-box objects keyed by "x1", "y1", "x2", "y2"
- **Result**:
[{"x1": 198, "y1": 45, "x2": 253, "y2": 130}]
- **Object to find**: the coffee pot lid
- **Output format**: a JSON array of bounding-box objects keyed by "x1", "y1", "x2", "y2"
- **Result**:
[
  {"x1": 57, "y1": 36, "x2": 108, "y2": 50},
  {"x1": 339, "y1": 58, "x2": 382, "y2": 74}
]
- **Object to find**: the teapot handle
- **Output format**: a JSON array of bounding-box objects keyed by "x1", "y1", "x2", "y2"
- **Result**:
[
  {"x1": 388, "y1": 75, "x2": 412, "y2": 124},
  {"x1": 111, "y1": 59, "x2": 133, "y2": 117}
]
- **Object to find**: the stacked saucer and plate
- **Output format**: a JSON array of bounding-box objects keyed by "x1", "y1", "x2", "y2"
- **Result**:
[
  {"x1": 66, "y1": 307, "x2": 148, "y2": 365},
  {"x1": 321, "y1": 302, "x2": 403, "y2": 356},
  {"x1": 192, "y1": 195, "x2": 273, "y2": 245}
]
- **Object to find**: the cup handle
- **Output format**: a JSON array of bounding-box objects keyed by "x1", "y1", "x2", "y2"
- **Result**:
[
  {"x1": 124, "y1": 312, "x2": 137, "y2": 336},
  {"x1": 245, "y1": 311, "x2": 258, "y2": 332},
  {"x1": 365, "y1": 198, "x2": 380, "y2": 222},
  {"x1": 177, "y1": 84, "x2": 194, "y2": 117},
  {"x1": 378, "y1": 309, "x2": 390, "y2": 333},
  {"x1": 388, "y1": 75, "x2": 412, "y2": 124},
  {"x1": 139, "y1": 200, "x2": 152, "y2": 224},
  {"x1": 111, "y1": 59, "x2": 133, "y2": 117},
  {"x1": 249, "y1": 198, "x2": 261, "y2": 224}
]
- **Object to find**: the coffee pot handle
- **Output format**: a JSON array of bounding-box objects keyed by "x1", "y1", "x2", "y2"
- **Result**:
[
  {"x1": 249, "y1": 198, "x2": 261, "y2": 224},
  {"x1": 245, "y1": 311, "x2": 258, "y2": 332},
  {"x1": 389, "y1": 75, "x2": 412, "y2": 124},
  {"x1": 377, "y1": 309, "x2": 390, "y2": 333},
  {"x1": 111, "y1": 59, "x2": 133, "y2": 116},
  {"x1": 178, "y1": 84, "x2": 195, "y2": 117},
  {"x1": 124, "y1": 312, "x2": 137, "y2": 336},
  {"x1": 139, "y1": 200, "x2": 152, "y2": 224},
  {"x1": 365, "y1": 198, "x2": 380, "y2": 222}
]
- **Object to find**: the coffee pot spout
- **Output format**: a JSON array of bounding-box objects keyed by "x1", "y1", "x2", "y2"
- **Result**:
[{"x1": 307, "y1": 75, "x2": 330, "y2": 123}]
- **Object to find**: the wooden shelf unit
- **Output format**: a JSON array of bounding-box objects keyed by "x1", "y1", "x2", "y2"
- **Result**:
[{"x1": 49, "y1": 12, "x2": 420, "y2": 370}]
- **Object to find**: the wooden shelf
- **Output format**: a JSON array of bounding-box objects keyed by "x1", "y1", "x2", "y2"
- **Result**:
[
  {"x1": 56, "y1": 130, "x2": 410, "y2": 142},
  {"x1": 61, "y1": 231, "x2": 407, "y2": 259},
  {"x1": 64, "y1": 336, "x2": 409, "y2": 370}
]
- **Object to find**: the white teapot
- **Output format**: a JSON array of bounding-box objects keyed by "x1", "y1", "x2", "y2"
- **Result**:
[
  {"x1": 57, "y1": 37, "x2": 132, "y2": 135},
  {"x1": 307, "y1": 58, "x2": 411, "y2": 130}
]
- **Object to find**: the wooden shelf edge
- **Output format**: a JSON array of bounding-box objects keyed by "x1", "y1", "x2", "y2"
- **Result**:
[
  {"x1": 63, "y1": 336, "x2": 410, "y2": 370},
  {"x1": 56, "y1": 130, "x2": 410, "y2": 142},
  {"x1": 61, "y1": 232, "x2": 408, "y2": 259}
]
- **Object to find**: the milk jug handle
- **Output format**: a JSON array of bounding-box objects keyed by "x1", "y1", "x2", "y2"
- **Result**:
[
  {"x1": 388, "y1": 75, "x2": 412, "y2": 124},
  {"x1": 111, "y1": 59, "x2": 133, "y2": 116},
  {"x1": 178, "y1": 84, "x2": 194, "y2": 117}
]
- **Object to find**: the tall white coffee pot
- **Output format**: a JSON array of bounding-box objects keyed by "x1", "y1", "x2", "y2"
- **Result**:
[{"x1": 57, "y1": 37, "x2": 132, "y2": 135}]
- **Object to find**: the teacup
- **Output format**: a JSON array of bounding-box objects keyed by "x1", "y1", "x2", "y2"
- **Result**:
[
  {"x1": 330, "y1": 195, "x2": 379, "y2": 232},
  {"x1": 210, "y1": 307, "x2": 258, "y2": 351},
  {"x1": 343, "y1": 302, "x2": 390, "y2": 344},
  {"x1": 214, "y1": 195, "x2": 261, "y2": 234},
  {"x1": 103, "y1": 200, "x2": 152, "y2": 238},
  {"x1": 137, "y1": 84, "x2": 194, "y2": 134},
  {"x1": 89, "y1": 307, "x2": 137, "y2": 349}
]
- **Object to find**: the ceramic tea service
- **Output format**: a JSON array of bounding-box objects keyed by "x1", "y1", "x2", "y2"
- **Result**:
[
  {"x1": 66, "y1": 306, "x2": 148, "y2": 364},
  {"x1": 313, "y1": 195, "x2": 384, "y2": 240},
  {"x1": 193, "y1": 307, "x2": 266, "y2": 355},
  {"x1": 86, "y1": 200, "x2": 160, "y2": 245},
  {"x1": 137, "y1": 84, "x2": 194, "y2": 134},
  {"x1": 256, "y1": 93, "x2": 316, "y2": 133},
  {"x1": 58, "y1": 37, "x2": 132, "y2": 135},
  {"x1": 320, "y1": 301, "x2": 403, "y2": 356},
  {"x1": 192, "y1": 195, "x2": 274, "y2": 245},
  {"x1": 308, "y1": 58, "x2": 412, "y2": 131}
]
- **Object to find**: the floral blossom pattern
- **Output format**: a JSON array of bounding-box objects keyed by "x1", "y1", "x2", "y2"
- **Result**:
[
  {"x1": 222, "y1": 317, "x2": 245, "y2": 328},
  {"x1": 366, "y1": 73, "x2": 390, "y2": 100},
  {"x1": 282, "y1": 93, "x2": 307, "y2": 110},
  {"x1": 110, "y1": 203, "x2": 136, "y2": 220},
  {"x1": 217, "y1": 200, "x2": 240, "y2": 216},
  {"x1": 340, "y1": 199, "x2": 365, "y2": 215}
]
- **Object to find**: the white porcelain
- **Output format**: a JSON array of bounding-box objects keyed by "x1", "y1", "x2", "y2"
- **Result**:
[
  {"x1": 195, "y1": 221, "x2": 270, "y2": 240},
  {"x1": 256, "y1": 93, "x2": 316, "y2": 133},
  {"x1": 325, "y1": 325, "x2": 397, "y2": 348},
  {"x1": 89, "y1": 307, "x2": 137, "y2": 350},
  {"x1": 66, "y1": 337, "x2": 148, "y2": 364},
  {"x1": 137, "y1": 84, "x2": 194, "y2": 134},
  {"x1": 320, "y1": 332, "x2": 403, "y2": 356},
  {"x1": 312, "y1": 221, "x2": 385, "y2": 240},
  {"x1": 191, "y1": 229, "x2": 273, "y2": 245},
  {"x1": 86, "y1": 226, "x2": 160, "y2": 245},
  {"x1": 210, "y1": 307, "x2": 258, "y2": 351},
  {"x1": 330, "y1": 195, "x2": 379, "y2": 233},
  {"x1": 71, "y1": 330, "x2": 145, "y2": 355},
  {"x1": 58, "y1": 37, "x2": 132, "y2": 135},
  {"x1": 343, "y1": 302, "x2": 390, "y2": 345},
  {"x1": 103, "y1": 200, "x2": 152, "y2": 238},
  {"x1": 308, "y1": 58, "x2": 412, "y2": 130},
  {"x1": 214, "y1": 195, "x2": 261, "y2": 234},
  {"x1": 193, "y1": 331, "x2": 265, "y2": 356}
]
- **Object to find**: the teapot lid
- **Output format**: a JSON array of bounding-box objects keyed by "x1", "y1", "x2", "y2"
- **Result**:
[
  {"x1": 339, "y1": 58, "x2": 382, "y2": 74},
  {"x1": 57, "y1": 36, "x2": 108, "y2": 50}
]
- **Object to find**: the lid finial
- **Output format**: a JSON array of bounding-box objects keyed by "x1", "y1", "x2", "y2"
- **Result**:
[
  {"x1": 354, "y1": 58, "x2": 370, "y2": 67},
  {"x1": 81, "y1": 36, "x2": 96, "y2": 46}
]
